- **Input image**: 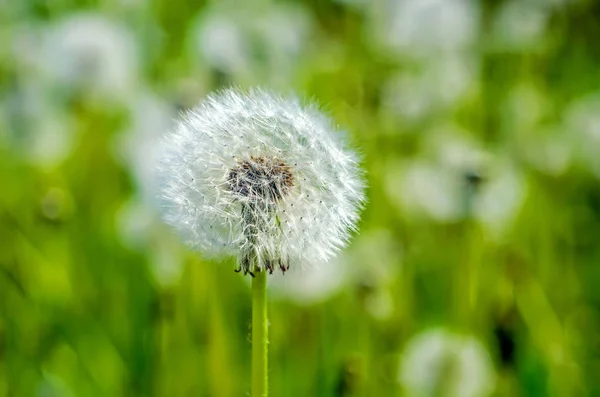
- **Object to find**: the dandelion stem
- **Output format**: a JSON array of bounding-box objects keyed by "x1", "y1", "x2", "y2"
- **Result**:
[{"x1": 252, "y1": 267, "x2": 268, "y2": 397}]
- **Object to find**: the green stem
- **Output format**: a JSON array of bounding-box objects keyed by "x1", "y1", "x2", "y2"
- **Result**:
[{"x1": 252, "y1": 268, "x2": 268, "y2": 397}]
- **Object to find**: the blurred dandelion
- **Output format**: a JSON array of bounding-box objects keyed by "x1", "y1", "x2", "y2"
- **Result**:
[
  {"x1": 345, "y1": 229, "x2": 400, "y2": 320},
  {"x1": 270, "y1": 229, "x2": 399, "y2": 319},
  {"x1": 190, "y1": 4, "x2": 313, "y2": 86},
  {"x1": 155, "y1": 87, "x2": 364, "y2": 396},
  {"x1": 269, "y1": 258, "x2": 348, "y2": 306},
  {"x1": 501, "y1": 83, "x2": 573, "y2": 176},
  {"x1": 2, "y1": 78, "x2": 74, "y2": 166},
  {"x1": 2, "y1": 14, "x2": 139, "y2": 166},
  {"x1": 116, "y1": 199, "x2": 184, "y2": 286},
  {"x1": 399, "y1": 328, "x2": 496, "y2": 397},
  {"x1": 386, "y1": 127, "x2": 526, "y2": 239},
  {"x1": 386, "y1": 128, "x2": 487, "y2": 222},
  {"x1": 381, "y1": 55, "x2": 477, "y2": 123},
  {"x1": 373, "y1": 0, "x2": 478, "y2": 57},
  {"x1": 373, "y1": 0, "x2": 479, "y2": 125},
  {"x1": 114, "y1": 91, "x2": 182, "y2": 285},
  {"x1": 42, "y1": 13, "x2": 139, "y2": 101},
  {"x1": 491, "y1": 1, "x2": 549, "y2": 52},
  {"x1": 564, "y1": 94, "x2": 600, "y2": 179},
  {"x1": 116, "y1": 90, "x2": 176, "y2": 202}
]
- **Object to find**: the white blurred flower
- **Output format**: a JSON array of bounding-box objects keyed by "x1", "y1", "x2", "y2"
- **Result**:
[
  {"x1": 269, "y1": 229, "x2": 400, "y2": 308},
  {"x1": 523, "y1": 128, "x2": 572, "y2": 176},
  {"x1": 344, "y1": 229, "x2": 400, "y2": 320},
  {"x1": 269, "y1": 257, "x2": 348, "y2": 305},
  {"x1": 10, "y1": 24, "x2": 47, "y2": 73},
  {"x1": 393, "y1": 159, "x2": 463, "y2": 221},
  {"x1": 387, "y1": 128, "x2": 486, "y2": 222},
  {"x1": 386, "y1": 127, "x2": 526, "y2": 238},
  {"x1": 116, "y1": 198, "x2": 155, "y2": 248},
  {"x1": 3, "y1": 15, "x2": 139, "y2": 165},
  {"x1": 344, "y1": 229, "x2": 401, "y2": 282},
  {"x1": 492, "y1": 1, "x2": 549, "y2": 52},
  {"x1": 156, "y1": 88, "x2": 365, "y2": 275},
  {"x1": 473, "y1": 165, "x2": 527, "y2": 238},
  {"x1": 564, "y1": 94, "x2": 600, "y2": 178},
  {"x1": 195, "y1": 13, "x2": 248, "y2": 75},
  {"x1": 373, "y1": 0, "x2": 479, "y2": 57},
  {"x1": 116, "y1": 199, "x2": 184, "y2": 286},
  {"x1": 42, "y1": 13, "x2": 139, "y2": 101},
  {"x1": 113, "y1": 92, "x2": 183, "y2": 285},
  {"x1": 2, "y1": 25, "x2": 76, "y2": 166},
  {"x1": 491, "y1": 0, "x2": 582, "y2": 52},
  {"x1": 115, "y1": 90, "x2": 176, "y2": 201},
  {"x1": 501, "y1": 84, "x2": 573, "y2": 176},
  {"x1": 381, "y1": 55, "x2": 477, "y2": 122},
  {"x1": 399, "y1": 328, "x2": 496, "y2": 397},
  {"x1": 190, "y1": 4, "x2": 313, "y2": 85},
  {"x1": 2, "y1": 79, "x2": 75, "y2": 167}
]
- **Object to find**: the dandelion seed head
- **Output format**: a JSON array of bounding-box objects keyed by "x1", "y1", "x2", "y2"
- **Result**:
[
  {"x1": 156, "y1": 88, "x2": 364, "y2": 274},
  {"x1": 227, "y1": 156, "x2": 294, "y2": 203}
]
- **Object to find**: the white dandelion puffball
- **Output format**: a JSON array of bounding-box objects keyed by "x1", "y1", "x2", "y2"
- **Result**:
[
  {"x1": 156, "y1": 88, "x2": 364, "y2": 275},
  {"x1": 399, "y1": 328, "x2": 496, "y2": 397}
]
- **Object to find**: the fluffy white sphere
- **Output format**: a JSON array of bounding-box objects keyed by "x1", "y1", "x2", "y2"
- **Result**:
[{"x1": 156, "y1": 88, "x2": 364, "y2": 274}]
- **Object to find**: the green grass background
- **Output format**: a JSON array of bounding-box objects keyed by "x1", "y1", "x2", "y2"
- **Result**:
[{"x1": 2, "y1": 0, "x2": 600, "y2": 396}]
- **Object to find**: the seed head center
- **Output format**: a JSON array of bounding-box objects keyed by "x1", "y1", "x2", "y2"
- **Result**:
[{"x1": 227, "y1": 156, "x2": 294, "y2": 202}]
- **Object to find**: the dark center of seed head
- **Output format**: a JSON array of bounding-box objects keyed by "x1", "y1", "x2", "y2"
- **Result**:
[{"x1": 227, "y1": 156, "x2": 294, "y2": 202}]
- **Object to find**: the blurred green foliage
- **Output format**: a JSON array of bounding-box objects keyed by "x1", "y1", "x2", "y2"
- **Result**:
[{"x1": 2, "y1": 0, "x2": 600, "y2": 396}]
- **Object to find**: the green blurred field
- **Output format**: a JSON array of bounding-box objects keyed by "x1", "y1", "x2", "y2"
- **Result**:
[{"x1": 2, "y1": 0, "x2": 600, "y2": 396}]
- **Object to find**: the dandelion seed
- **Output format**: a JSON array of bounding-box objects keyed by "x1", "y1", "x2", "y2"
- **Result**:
[{"x1": 156, "y1": 87, "x2": 365, "y2": 275}]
